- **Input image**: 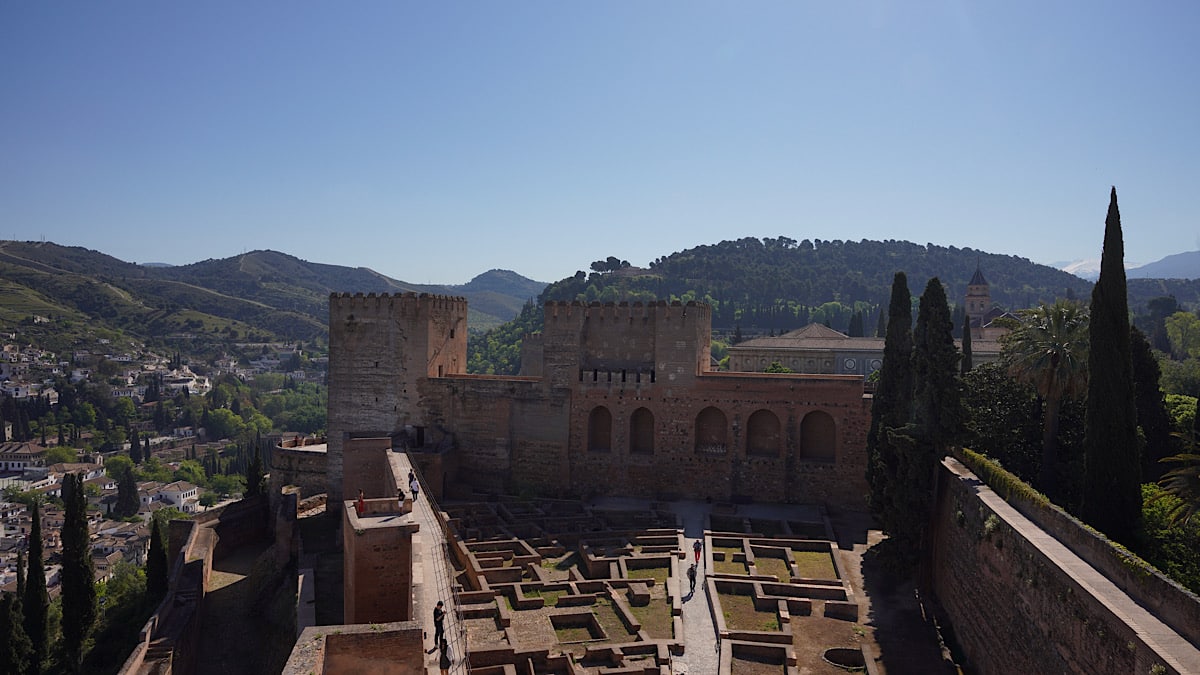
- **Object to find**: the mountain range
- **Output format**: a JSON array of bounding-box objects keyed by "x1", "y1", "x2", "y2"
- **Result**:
[
  {"x1": 1054, "y1": 250, "x2": 1200, "y2": 281},
  {"x1": 0, "y1": 239, "x2": 1196, "y2": 361}
]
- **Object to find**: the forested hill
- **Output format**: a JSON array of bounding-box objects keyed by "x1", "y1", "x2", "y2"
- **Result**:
[
  {"x1": 547, "y1": 238, "x2": 1093, "y2": 331},
  {"x1": 0, "y1": 241, "x2": 544, "y2": 353},
  {"x1": 467, "y1": 237, "x2": 1200, "y2": 374}
]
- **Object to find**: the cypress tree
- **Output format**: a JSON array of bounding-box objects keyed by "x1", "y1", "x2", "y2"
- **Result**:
[
  {"x1": 61, "y1": 473, "x2": 97, "y2": 670},
  {"x1": 23, "y1": 500, "x2": 47, "y2": 672},
  {"x1": 960, "y1": 312, "x2": 973, "y2": 375},
  {"x1": 244, "y1": 449, "x2": 265, "y2": 497},
  {"x1": 866, "y1": 272, "x2": 914, "y2": 531},
  {"x1": 146, "y1": 514, "x2": 169, "y2": 603},
  {"x1": 887, "y1": 278, "x2": 963, "y2": 564},
  {"x1": 0, "y1": 593, "x2": 33, "y2": 675},
  {"x1": 1081, "y1": 188, "x2": 1141, "y2": 545},
  {"x1": 1131, "y1": 326, "x2": 1174, "y2": 480},
  {"x1": 129, "y1": 427, "x2": 141, "y2": 464},
  {"x1": 117, "y1": 466, "x2": 140, "y2": 518}
]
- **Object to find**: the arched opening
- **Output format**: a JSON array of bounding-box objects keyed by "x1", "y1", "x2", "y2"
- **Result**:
[
  {"x1": 746, "y1": 409, "x2": 781, "y2": 456},
  {"x1": 799, "y1": 411, "x2": 836, "y2": 462},
  {"x1": 588, "y1": 406, "x2": 612, "y2": 452},
  {"x1": 695, "y1": 407, "x2": 728, "y2": 454},
  {"x1": 630, "y1": 407, "x2": 654, "y2": 454}
]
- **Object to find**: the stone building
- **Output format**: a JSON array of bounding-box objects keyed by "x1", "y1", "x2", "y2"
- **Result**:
[{"x1": 325, "y1": 294, "x2": 871, "y2": 511}]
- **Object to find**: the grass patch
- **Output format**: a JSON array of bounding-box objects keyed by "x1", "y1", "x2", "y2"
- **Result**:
[
  {"x1": 719, "y1": 591, "x2": 779, "y2": 632},
  {"x1": 754, "y1": 555, "x2": 791, "y2": 581},
  {"x1": 554, "y1": 625, "x2": 595, "y2": 642},
  {"x1": 792, "y1": 550, "x2": 837, "y2": 579},
  {"x1": 730, "y1": 655, "x2": 787, "y2": 674},
  {"x1": 592, "y1": 596, "x2": 636, "y2": 641},
  {"x1": 627, "y1": 592, "x2": 673, "y2": 639},
  {"x1": 628, "y1": 564, "x2": 669, "y2": 585}
]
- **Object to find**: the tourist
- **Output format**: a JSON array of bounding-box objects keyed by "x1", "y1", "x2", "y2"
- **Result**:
[
  {"x1": 439, "y1": 638, "x2": 452, "y2": 674},
  {"x1": 687, "y1": 563, "x2": 697, "y2": 593},
  {"x1": 410, "y1": 475, "x2": 420, "y2": 500},
  {"x1": 433, "y1": 600, "x2": 446, "y2": 648},
  {"x1": 355, "y1": 489, "x2": 365, "y2": 517},
  {"x1": 693, "y1": 539, "x2": 702, "y2": 563}
]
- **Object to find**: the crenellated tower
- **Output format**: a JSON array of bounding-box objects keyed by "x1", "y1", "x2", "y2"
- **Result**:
[{"x1": 326, "y1": 292, "x2": 468, "y2": 507}]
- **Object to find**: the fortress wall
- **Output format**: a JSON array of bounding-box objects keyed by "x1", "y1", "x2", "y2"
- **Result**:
[
  {"x1": 420, "y1": 376, "x2": 570, "y2": 495},
  {"x1": 930, "y1": 458, "x2": 1185, "y2": 675},
  {"x1": 566, "y1": 373, "x2": 870, "y2": 506}
]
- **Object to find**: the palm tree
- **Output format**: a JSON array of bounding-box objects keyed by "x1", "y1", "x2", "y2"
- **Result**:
[
  {"x1": 998, "y1": 299, "x2": 1090, "y2": 494},
  {"x1": 1156, "y1": 452, "x2": 1200, "y2": 526}
]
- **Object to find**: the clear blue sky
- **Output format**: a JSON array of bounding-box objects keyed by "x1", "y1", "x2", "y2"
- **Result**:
[{"x1": 2, "y1": 2, "x2": 1197, "y2": 284}]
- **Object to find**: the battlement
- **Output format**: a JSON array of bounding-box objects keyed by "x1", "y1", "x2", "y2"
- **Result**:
[{"x1": 329, "y1": 291, "x2": 468, "y2": 315}]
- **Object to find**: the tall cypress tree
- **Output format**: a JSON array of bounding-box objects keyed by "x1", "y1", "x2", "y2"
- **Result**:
[
  {"x1": 1082, "y1": 188, "x2": 1141, "y2": 545},
  {"x1": 61, "y1": 473, "x2": 97, "y2": 670},
  {"x1": 146, "y1": 513, "x2": 169, "y2": 603},
  {"x1": 960, "y1": 312, "x2": 973, "y2": 375},
  {"x1": 129, "y1": 427, "x2": 142, "y2": 464},
  {"x1": 117, "y1": 466, "x2": 140, "y2": 518},
  {"x1": 887, "y1": 278, "x2": 963, "y2": 564},
  {"x1": 866, "y1": 272, "x2": 914, "y2": 532},
  {"x1": 0, "y1": 593, "x2": 33, "y2": 675},
  {"x1": 23, "y1": 499, "x2": 47, "y2": 672}
]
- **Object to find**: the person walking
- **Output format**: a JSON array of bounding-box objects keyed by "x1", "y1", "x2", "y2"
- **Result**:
[
  {"x1": 410, "y1": 475, "x2": 420, "y2": 501},
  {"x1": 433, "y1": 600, "x2": 446, "y2": 649},
  {"x1": 439, "y1": 638, "x2": 452, "y2": 675},
  {"x1": 687, "y1": 563, "x2": 697, "y2": 594},
  {"x1": 693, "y1": 538, "x2": 702, "y2": 563}
]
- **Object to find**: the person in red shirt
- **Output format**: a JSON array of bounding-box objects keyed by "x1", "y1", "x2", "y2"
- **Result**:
[{"x1": 355, "y1": 489, "x2": 365, "y2": 517}]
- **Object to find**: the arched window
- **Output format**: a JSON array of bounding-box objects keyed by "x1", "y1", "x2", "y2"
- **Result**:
[
  {"x1": 588, "y1": 406, "x2": 612, "y2": 452},
  {"x1": 746, "y1": 409, "x2": 781, "y2": 457},
  {"x1": 630, "y1": 407, "x2": 654, "y2": 454},
  {"x1": 695, "y1": 407, "x2": 728, "y2": 454},
  {"x1": 799, "y1": 411, "x2": 836, "y2": 462}
]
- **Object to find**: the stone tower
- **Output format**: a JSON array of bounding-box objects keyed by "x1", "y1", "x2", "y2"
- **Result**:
[
  {"x1": 964, "y1": 265, "x2": 991, "y2": 334},
  {"x1": 326, "y1": 292, "x2": 468, "y2": 509}
]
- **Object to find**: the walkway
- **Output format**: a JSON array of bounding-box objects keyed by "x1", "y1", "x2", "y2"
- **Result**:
[
  {"x1": 194, "y1": 541, "x2": 274, "y2": 675},
  {"x1": 670, "y1": 500, "x2": 718, "y2": 675},
  {"x1": 949, "y1": 459, "x2": 1200, "y2": 674},
  {"x1": 394, "y1": 451, "x2": 470, "y2": 674}
]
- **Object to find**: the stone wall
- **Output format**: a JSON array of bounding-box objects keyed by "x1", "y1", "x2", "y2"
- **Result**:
[
  {"x1": 930, "y1": 457, "x2": 1189, "y2": 674},
  {"x1": 284, "y1": 622, "x2": 424, "y2": 675},
  {"x1": 330, "y1": 296, "x2": 871, "y2": 511},
  {"x1": 270, "y1": 438, "x2": 328, "y2": 501}
]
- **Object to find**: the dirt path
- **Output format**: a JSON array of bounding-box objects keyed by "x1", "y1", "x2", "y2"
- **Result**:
[{"x1": 195, "y1": 542, "x2": 274, "y2": 675}]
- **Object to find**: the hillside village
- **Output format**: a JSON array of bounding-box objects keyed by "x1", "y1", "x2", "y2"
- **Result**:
[{"x1": 0, "y1": 331, "x2": 324, "y2": 604}]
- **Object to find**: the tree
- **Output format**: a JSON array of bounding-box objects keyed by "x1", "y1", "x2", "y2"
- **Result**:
[
  {"x1": 1132, "y1": 326, "x2": 1177, "y2": 480},
  {"x1": 998, "y1": 300, "x2": 1089, "y2": 495},
  {"x1": 764, "y1": 361, "x2": 794, "y2": 373},
  {"x1": 23, "y1": 499, "x2": 48, "y2": 672},
  {"x1": 0, "y1": 593, "x2": 33, "y2": 675},
  {"x1": 1082, "y1": 188, "x2": 1142, "y2": 545},
  {"x1": 61, "y1": 473, "x2": 97, "y2": 670},
  {"x1": 886, "y1": 278, "x2": 962, "y2": 567},
  {"x1": 1156, "y1": 453, "x2": 1200, "y2": 526},
  {"x1": 1165, "y1": 311, "x2": 1200, "y2": 360},
  {"x1": 960, "y1": 312, "x2": 973, "y2": 375},
  {"x1": 117, "y1": 466, "x2": 140, "y2": 518},
  {"x1": 244, "y1": 449, "x2": 265, "y2": 497},
  {"x1": 129, "y1": 427, "x2": 141, "y2": 464},
  {"x1": 43, "y1": 446, "x2": 77, "y2": 465},
  {"x1": 146, "y1": 514, "x2": 169, "y2": 603},
  {"x1": 865, "y1": 272, "x2": 913, "y2": 532}
]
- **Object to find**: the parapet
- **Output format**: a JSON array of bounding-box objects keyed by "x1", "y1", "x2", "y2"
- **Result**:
[{"x1": 543, "y1": 300, "x2": 712, "y2": 323}]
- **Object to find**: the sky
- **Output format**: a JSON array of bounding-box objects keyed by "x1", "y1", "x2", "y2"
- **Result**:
[{"x1": 2, "y1": 2, "x2": 1198, "y2": 285}]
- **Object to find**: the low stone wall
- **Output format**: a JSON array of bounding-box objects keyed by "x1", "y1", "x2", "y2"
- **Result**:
[
  {"x1": 270, "y1": 440, "x2": 328, "y2": 501},
  {"x1": 284, "y1": 622, "x2": 424, "y2": 675}
]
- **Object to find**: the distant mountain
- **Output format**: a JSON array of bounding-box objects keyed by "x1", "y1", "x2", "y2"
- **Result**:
[
  {"x1": 0, "y1": 241, "x2": 546, "y2": 351},
  {"x1": 1127, "y1": 251, "x2": 1200, "y2": 280},
  {"x1": 1055, "y1": 258, "x2": 1103, "y2": 281}
]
